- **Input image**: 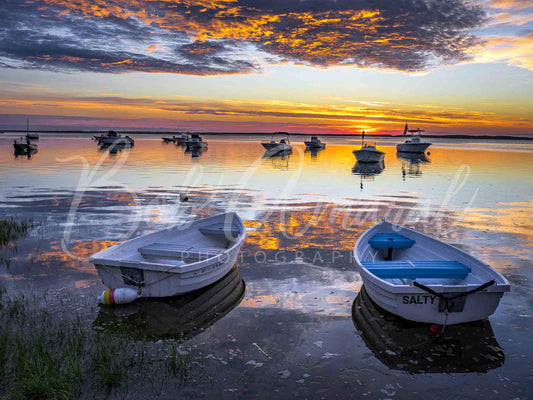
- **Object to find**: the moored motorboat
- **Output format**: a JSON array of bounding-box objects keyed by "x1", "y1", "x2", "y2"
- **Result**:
[
  {"x1": 184, "y1": 133, "x2": 207, "y2": 148},
  {"x1": 354, "y1": 220, "x2": 510, "y2": 324},
  {"x1": 304, "y1": 135, "x2": 325, "y2": 149},
  {"x1": 89, "y1": 212, "x2": 246, "y2": 298},
  {"x1": 353, "y1": 131, "x2": 385, "y2": 163},
  {"x1": 262, "y1": 133, "x2": 292, "y2": 155},
  {"x1": 397, "y1": 124, "x2": 431, "y2": 153},
  {"x1": 175, "y1": 133, "x2": 191, "y2": 144},
  {"x1": 352, "y1": 287, "x2": 505, "y2": 373},
  {"x1": 93, "y1": 130, "x2": 134, "y2": 146},
  {"x1": 162, "y1": 136, "x2": 177, "y2": 143}
]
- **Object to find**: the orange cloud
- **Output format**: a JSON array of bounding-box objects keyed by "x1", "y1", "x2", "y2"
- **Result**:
[{"x1": 476, "y1": 35, "x2": 533, "y2": 70}]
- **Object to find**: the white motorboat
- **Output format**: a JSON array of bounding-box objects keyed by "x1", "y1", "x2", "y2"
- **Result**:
[
  {"x1": 261, "y1": 133, "x2": 293, "y2": 154},
  {"x1": 162, "y1": 133, "x2": 191, "y2": 144},
  {"x1": 304, "y1": 135, "x2": 325, "y2": 149},
  {"x1": 162, "y1": 136, "x2": 177, "y2": 143},
  {"x1": 90, "y1": 212, "x2": 246, "y2": 297},
  {"x1": 353, "y1": 131, "x2": 385, "y2": 163},
  {"x1": 184, "y1": 134, "x2": 207, "y2": 148},
  {"x1": 397, "y1": 124, "x2": 431, "y2": 153},
  {"x1": 175, "y1": 133, "x2": 191, "y2": 144},
  {"x1": 354, "y1": 220, "x2": 510, "y2": 325},
  {"x1": 93, "y1": 130, "x2": 134, "y2": 146}
]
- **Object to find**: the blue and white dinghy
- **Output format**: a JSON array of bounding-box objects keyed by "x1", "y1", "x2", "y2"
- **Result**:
[
  {"x1": 354, "y1": 221, "x2": 510, "y2": 324},
  {"x1": 90, "y1": 213, "x2": 246, "y2": 298}
]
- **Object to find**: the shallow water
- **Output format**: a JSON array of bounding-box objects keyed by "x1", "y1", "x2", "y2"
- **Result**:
[{"x1": 0, "y1": 134, "x2": 532, "y2": 398}]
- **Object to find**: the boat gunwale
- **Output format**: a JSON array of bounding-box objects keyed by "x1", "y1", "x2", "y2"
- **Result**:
[
  {"x1": 354, "y1": 221, "x2": 510, "y2": 294},
  {"x1": 90, "y1": 212, "x2": 246, "y2": 274}
]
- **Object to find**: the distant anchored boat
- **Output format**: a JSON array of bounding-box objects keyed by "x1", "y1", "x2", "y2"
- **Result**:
[
  {"x1": 162, "y1": 133, "x2": 191, "y2": 144},
  {"x1": 24, "y1": 119, "x2": 39, "y2": 140},
  {"x1": 90, "y1": 212, "x2": 246, "y2": 298},
  {"x1": 304, "y1": 135, "x2": 325, "y2": 149},
  {"x1": 262, "y1": 132, "x2": 293, "y2": 155},
  {"x1": 184, "y1": 133, "x2": 207, "y2": 149},
  {"x1": 353, "y1": 131, "x2": 385, "y2": 163},
  {"x1": 93, "y1": 130, "x2": 134, "y2": 146},
  {"x1": 397, "y1": 124, "x2": 431, "y2": 153},
  {"x1": 354, "y1": 220, "x2": 510, "y2": 325}
]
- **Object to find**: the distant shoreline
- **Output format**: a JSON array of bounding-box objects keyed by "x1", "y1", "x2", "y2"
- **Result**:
[{"x1": 2, "y1": 130, "x2": 533, "y2": 140}]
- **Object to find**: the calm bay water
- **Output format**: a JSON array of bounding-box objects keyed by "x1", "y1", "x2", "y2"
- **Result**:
[{"x1": 0, "y1": 133, "x2": 532, "y2": 398}]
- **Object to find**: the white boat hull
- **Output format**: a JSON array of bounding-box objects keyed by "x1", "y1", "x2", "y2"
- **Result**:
[
  {"x1": 360, "y1": 272, "x2": 505, "y2": 324},
  {"x1": 98, "y1": 137, "x2": 134, "y2": 145},
  {"x1": 304, "y1": 142, "x2": 325, "y2": 149},
  {"x1": 262, "y1": 143, "x2": 293, "y2": 153},
  {"x1": 95, "y1": 251, "x2": 239, "y2": 297},
  {"x1": 90, "y1": 212, "x2": 246, "y2": 298},
  {"x1": 354, "y1": 221, "x2": 510, "y2": 324},
  {"x1": 396, "y1": 142, "x2": 431, "y2": 153},
  {"x1": 353, "y1": 149, "x2": 385, "y2": 163}
]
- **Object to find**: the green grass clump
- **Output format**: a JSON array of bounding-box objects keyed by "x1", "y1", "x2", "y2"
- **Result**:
[
  {"x1": 0, "y1": 218, "x2": 33, "y2": 246},
  {"x1": 0, "y1": 288, "x2": 195, "y2": 399}
]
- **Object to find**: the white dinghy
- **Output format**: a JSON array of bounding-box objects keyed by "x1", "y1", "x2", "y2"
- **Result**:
[
  {"x1": 90, "y1": 212, "x2": 246, "y2": 298},
  {"x1": 354, "y1": 221, "x2": 509, "y2": 325}
]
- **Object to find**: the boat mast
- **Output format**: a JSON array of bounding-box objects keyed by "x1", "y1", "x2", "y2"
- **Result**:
[{"x1": 361, "y1": 131, "x2": 364, "y2": 146}]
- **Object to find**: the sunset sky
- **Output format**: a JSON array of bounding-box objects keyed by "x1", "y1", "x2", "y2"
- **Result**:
[{"x1": 0, "y1": 0, "x2": 532, "y2": 135}]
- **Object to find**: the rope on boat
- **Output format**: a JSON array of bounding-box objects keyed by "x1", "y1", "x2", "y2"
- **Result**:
[{"x1": 412, "y1": 280, "x2": 496, "y2": 313}]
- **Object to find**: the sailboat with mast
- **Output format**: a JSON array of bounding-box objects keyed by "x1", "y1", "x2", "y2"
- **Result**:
[
  {"x1": 25, "y1": 119, "x2": 39, "y2": 140},
  {"x1": 396, "y1": 123, "x2": 431, "y2": 153}
]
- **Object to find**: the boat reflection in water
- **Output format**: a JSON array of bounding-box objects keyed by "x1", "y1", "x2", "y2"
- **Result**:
[
  {"x1": 94, "y1": 268, "x2": 245, "y2": 341},
  {"x1": 262, "y1": 149, "x2": 292, "y2": 170},
  {"x1": 184, "y1": 146, "x2": 207, "y2": 157},
  {"x1": 98, "y1": 142, "x2": 132, "y2": 155},
  {"x1": 352, "y1": 161, "x2": 384, "y2": 190},
  {"x1": 14, "y1": 146, "x2": 38, "y2": 159},
  {"x1": 398, "y1": 151, "x2": 430, "y2": 178},
  {"x1": 305, "y1": 147, "x2": 324, "y2": 159},
  {"x1": 352, "y1": 287, "x2": 505, "y2": 373}
]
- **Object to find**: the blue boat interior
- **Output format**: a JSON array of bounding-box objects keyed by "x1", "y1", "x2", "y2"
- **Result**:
[
  {"x1": 365, "y1": 232, "x2": 471, "y2": 281},
  {"x1": 368, "y1": 233, "x2": 415, "y2": 249},
  {"x1": 361, "y1": 261, "x2": 471, "y2": 280},
  {"x1": 368, "y1": 232, "x2": 415, "y2": 261}
]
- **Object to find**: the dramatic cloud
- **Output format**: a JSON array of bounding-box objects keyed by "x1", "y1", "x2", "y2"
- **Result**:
[{"x1": 0, "y1": 0, "x2": 487, "y2": 74}]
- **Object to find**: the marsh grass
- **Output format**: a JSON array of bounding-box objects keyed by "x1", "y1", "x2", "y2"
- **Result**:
[
  {"x1": 0, "y1": 287, "x2": 195, "y2": 399},
  {"x1": 0, "y1": 218, "x2": 35, "y2": 267},
  {"x1": 0, "y1": 218, "x2": 34, "y2": 246}
]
